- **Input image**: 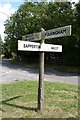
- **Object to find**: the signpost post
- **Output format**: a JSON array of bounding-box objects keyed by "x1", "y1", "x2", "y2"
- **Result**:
[
  {"x1": 38, "y1": 28, "x2": 45, "y2": 110},
  {"x1": 18, "y1": 25, "x2": 71, "y2": 111}
]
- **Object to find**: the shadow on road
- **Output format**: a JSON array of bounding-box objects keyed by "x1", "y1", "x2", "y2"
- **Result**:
[{"x1": 1, "y1": 59, "x2": 78, "y2": 77}]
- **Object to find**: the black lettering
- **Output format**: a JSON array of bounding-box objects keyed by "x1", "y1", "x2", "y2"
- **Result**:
[
  {"x1": 32, "y1": 45, "x2": 34, "y2": 48},
  {"x1": 38, "y1": 45, "x2": 41, "y2": 48},
  {"x1": 26, "y1": 36, "x2": 35, "y2": 41},
  {"x1": 55, "y1": 31, "x2": 60, "y2": 35},
  {"x1": 24, "y1": 44, "x2": 26, "y2": 48},
  {"x1": 45, "y1": 30, "x2": 63, "y2": 37},
  {"x1": 35, "y1": 45, "x2": 37, "y2": 48},
  {"x1": 51, "y1": 47, "x2": 58, "y2": 50},
  {"x1": 24, "y1": 44, "x2": 33, "y2": 48},
  {"x1": 24, "y1": 44, "x2": 28, "y2": 48},
  {"x1": 63, "y1": 29, "x2": 66, "y2": 33},
  {"x1": 60, "y1": 30, "x2": 62, "y2": 34},
  {"x1": 45, "y1": 28, "x2": 66, "y2": 37},
  {"x1": 45, "y1": 32, "x2": 49, "y2": 36},
  {"x1": 24, "y1": 44, "x2": 40, "y2": 49},
  {"x1": 28, "y1": 44, "x2": 31, "y2": 47},
  {"x1": 51, "y1": 32, "x2": 56, "y2": 35}
]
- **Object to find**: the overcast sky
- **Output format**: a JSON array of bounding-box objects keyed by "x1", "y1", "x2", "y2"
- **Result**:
[{"x1": 0, "y1": 0, "x2": 79, "y2": 41}]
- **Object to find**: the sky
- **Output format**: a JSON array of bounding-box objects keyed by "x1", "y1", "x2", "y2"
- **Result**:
[
  {"x1": 0, "y1": 1, "x2": 24, "y2": 41},
  {"x1": 0, "y1": 0, "x2": 79, "y2": 41}
]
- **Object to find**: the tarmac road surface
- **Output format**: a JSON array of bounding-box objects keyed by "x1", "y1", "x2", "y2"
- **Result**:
[{"x1": 0, "y1": 59, "x2": 79, "y2": 85}]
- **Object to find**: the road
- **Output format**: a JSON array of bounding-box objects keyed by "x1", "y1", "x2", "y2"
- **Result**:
[{"x1": 0, "y1": 59, "x2": 79, "y2": 85}]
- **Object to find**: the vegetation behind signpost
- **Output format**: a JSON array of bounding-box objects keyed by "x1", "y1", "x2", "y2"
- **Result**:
[{"x1": 3, "y1": 1, "x2": 80, "y2": 66}]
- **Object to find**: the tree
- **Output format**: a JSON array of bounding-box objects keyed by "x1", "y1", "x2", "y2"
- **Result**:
[
  {"x1": 4, "y1": 2, "x2": 79, "y2": 66},
  {"x1": 0, "y1": 35, "x2": 3, "y2": 55},
  {"x1": 75, "y1": 1, "x2": 80, "y2": 65},
  {"x1": 4, "y1": 2, "x2": 47, "y2": 60}
]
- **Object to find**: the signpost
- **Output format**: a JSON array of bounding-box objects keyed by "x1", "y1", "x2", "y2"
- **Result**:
[
  {"x1": 22, "y1": 25, "x2": 71, "y2": 41},
  {"x1": 22, "y1": 32, "x2": 41, "y2": 41},
  {"x1": 18, "y1": 40, "x2": 62, "y2": 52},
  {"x1": 45, "y1": 25, "x2": 71, "y2": 39},
  {"x1": 38, "y1": 28, "x2": 45, "y2": 110},
  {"x1": 18, "y1": 25, "x2": 71, "y2": 111}
]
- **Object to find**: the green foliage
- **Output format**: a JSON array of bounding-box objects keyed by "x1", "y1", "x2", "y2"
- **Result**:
[
  {"x1": 0, "y1": 34, "x2": 4, "y2": 56},
  {"x1": 4, "y1": 2, "x2": 80, "y2": 66}
]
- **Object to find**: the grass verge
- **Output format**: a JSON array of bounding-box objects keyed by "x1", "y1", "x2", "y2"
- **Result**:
[{"x1": 0, "y1": 81, "x2": 79, "y2": 118}]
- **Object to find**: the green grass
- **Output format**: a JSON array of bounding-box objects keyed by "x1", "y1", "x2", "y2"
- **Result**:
[{"x1": 0, "y1": 81, "x2": 79, "y2": 118}]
